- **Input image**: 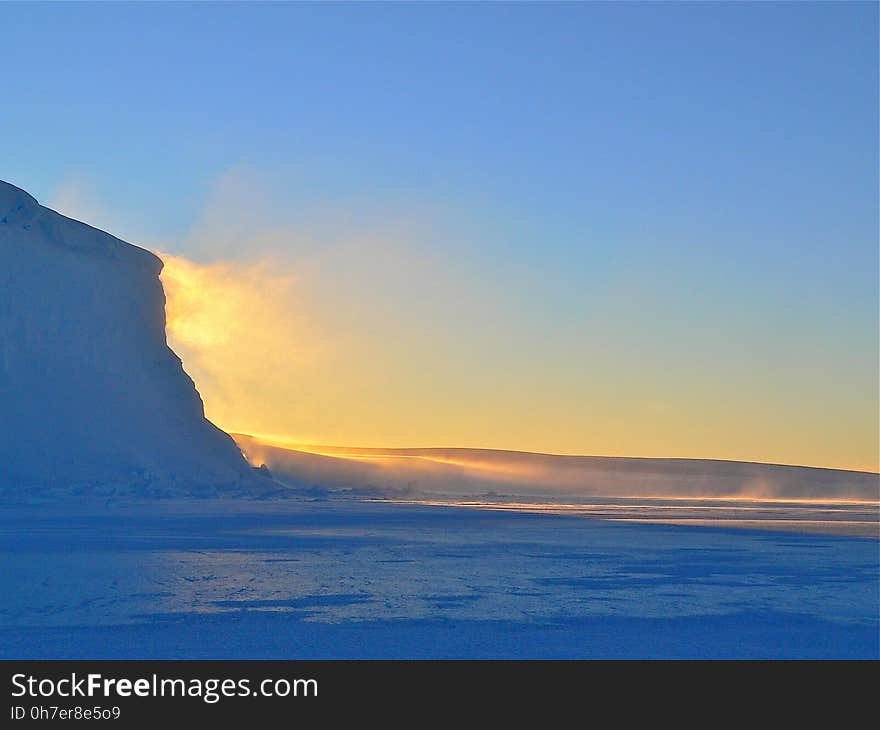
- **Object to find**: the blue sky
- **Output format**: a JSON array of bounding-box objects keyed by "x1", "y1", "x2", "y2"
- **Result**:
[{"x1": 2, "y1": 2, "x2": 877, "y2": 469}]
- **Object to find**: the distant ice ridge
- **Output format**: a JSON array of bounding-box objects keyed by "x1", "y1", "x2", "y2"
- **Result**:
[
  {"x1": 233, "y1": 435, "x2": 879, "y2": 504},
  {"x1": 0, "y1": 180, "x2": 272, "y2": 497}
]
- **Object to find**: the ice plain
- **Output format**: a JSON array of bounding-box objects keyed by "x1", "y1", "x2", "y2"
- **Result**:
[{"x1": 0, "y1": 495, "x2": 876, "y2": 659}]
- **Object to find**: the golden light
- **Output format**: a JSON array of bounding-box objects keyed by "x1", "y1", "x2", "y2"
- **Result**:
[{"x1": 158, "y1": 252, "x2": 320, "y2": 437}]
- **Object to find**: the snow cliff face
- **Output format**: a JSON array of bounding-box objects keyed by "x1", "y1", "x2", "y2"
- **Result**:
[{"x1": 0, "y1": 180, "x2": 258, "y2": 495}]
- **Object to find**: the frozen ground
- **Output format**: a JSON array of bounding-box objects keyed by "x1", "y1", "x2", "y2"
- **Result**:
[{"x1": 0, "y1": 497, "x2": 877, "y2": 659}]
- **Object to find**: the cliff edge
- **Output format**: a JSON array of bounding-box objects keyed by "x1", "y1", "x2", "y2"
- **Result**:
[{"x1": 0, "y1": 180, "x2": 267, "y2": 496}]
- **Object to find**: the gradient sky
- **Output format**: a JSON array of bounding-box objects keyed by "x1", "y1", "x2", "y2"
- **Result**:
[{"x1": 2, "y1": 2, "x2": 877, "y2": 471}]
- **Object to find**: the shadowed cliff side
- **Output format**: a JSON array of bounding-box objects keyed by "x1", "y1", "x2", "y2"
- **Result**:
[{"x1": 0, "y1": 180, "x2": 272, "y2": 497}]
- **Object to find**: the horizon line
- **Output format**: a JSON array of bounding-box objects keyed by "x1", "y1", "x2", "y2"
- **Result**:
[{"x1": 229, "y1": 432, "x2": 880, "y2": 476}]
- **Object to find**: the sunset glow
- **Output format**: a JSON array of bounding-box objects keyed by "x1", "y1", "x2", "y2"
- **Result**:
[
  {"x1": 159, "y1": 248, "x2": 878, "y2": 474},
  {"x1": 3, "y1": 0, "x2": 877, "y2": 665}
]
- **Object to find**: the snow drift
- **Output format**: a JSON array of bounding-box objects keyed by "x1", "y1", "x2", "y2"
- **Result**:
[
  {"x1": 0, "y1": 180, "x2": 262, "y2": 496},
  {"x1": 233, "y1": 434, "x2": 879, "y2": 503}
]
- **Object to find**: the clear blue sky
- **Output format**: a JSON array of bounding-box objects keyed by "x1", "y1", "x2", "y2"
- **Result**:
[{"x1": 2, "y1": 2, "x2": 877, "y2": 469}]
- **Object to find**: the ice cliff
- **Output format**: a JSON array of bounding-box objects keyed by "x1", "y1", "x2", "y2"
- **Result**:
[{"x1": 0, "y1": 180, "x2": 265, "y2": 496}]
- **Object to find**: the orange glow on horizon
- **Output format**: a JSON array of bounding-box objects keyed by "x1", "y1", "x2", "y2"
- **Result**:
[{"x1": 158, "y1": 251, "x2": 879, "y2": 475}]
